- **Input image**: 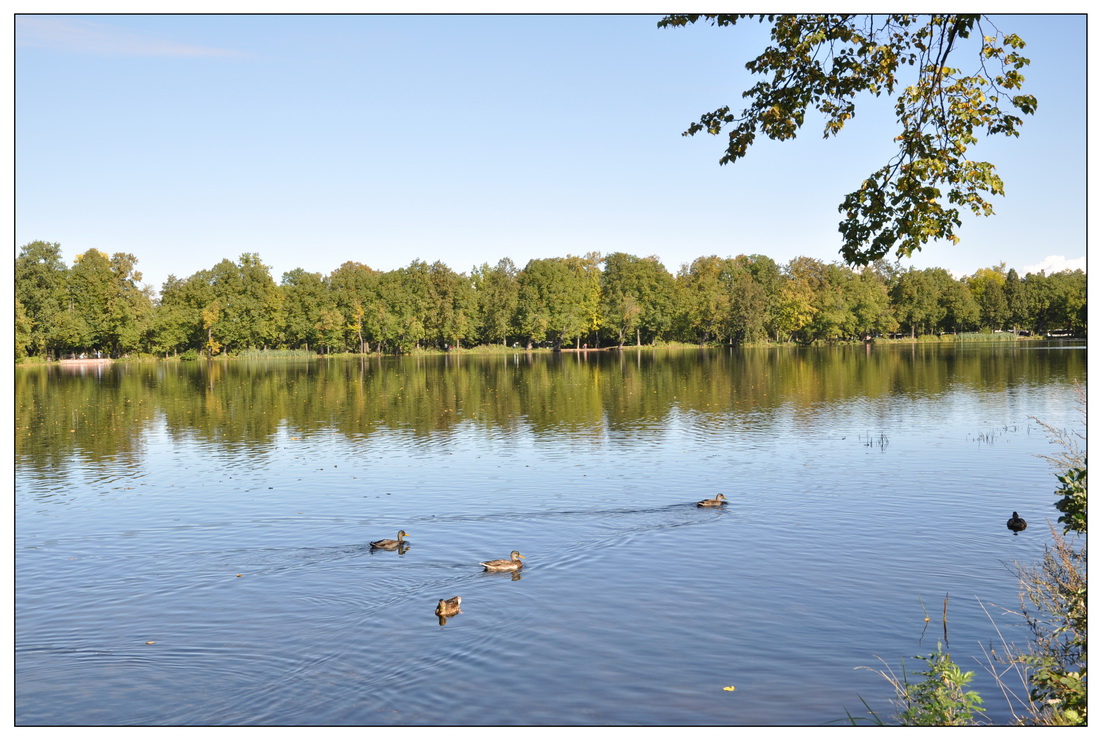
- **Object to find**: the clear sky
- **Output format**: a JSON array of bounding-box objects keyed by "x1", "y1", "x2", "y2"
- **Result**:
[{"x1": 13, "y1": 11, "x2": 1088, "y2": 295}]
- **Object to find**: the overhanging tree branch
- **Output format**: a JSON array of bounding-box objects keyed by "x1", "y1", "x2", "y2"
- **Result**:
[{"x1": 661, "y1": 13, "x2": 1035, "y2": 265}]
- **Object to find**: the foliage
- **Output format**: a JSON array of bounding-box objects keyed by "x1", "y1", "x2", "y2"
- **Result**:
[
  {"x1": 280, "y1": 268, "x2": 331, "y2": 353},
  {"x1": 13, "y1": 241, "x2": 1087, "y2": 359},
  {"x1": 1053, "y1": 465, "x2": 1086, "y2": 535},
  {"x1": 209, "y1": 253, "x2": 285, "y2": 352},
  {"x1": 659, "y1": 14, "x2": 1036, "y2": 265},
  {"x1": 864, "y1": 643, "x2": 986, "y2": 725},
  {"x1": 890, "y1": 267, "x2": 983, "y2": 336},
  {"x1": 901, "y1": 648, "x2": 986, "y2": 725},
  {"x1": 516, "y1": 257, "x2": 596, "y2": 349},
  {"x1": 1012, "y1": 527, "x2": 1087, "y2": 725},
  {"x1": 1007, "y1": 388, "x2": 1086, "y2": 725},
  {"x1": 234, "y1": 348, "x2": 314, "y2": 359},
  {"x1": 857, "y1": 385, "x2": 1087, "y2": 726},
  {"x1": 969, "y1": 264, "x2": 1010, "y2": 331},
  {"x1": 14, "y1": 299, "x2": 31, "y2": 361},
  {"x1": 15, "y1": 241, "x2": 70, "y2": 358},
  {"x1": 473, "y1": 258, "x2": 520, "y2": 346}
]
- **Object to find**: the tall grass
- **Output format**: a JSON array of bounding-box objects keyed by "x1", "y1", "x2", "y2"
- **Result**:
[
  {"x1": 955, "y1": 332, "x2": 1020, "y2": 342},
  {"x1": 232, "y1": 348, "x2": 315, "y2": 359}
]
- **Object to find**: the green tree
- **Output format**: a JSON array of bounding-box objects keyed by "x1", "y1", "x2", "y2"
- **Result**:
[
  {"x1": 366, "y1": 270, "x2": 409, "y2": 354},
  {"x1": 931, "y1": 270, "x2": 980, "y2": 333},
  {"x1": 14, "y1": 299, "x2": 31, "y2": 361},
  {"x1": 739, "y1": 254, "x2": 785, "y2": 341},
  {"x1": 810, "y1": 262, "x2": 858, "y2": 341},
  {"x1": 564, "y1": 253, "x2": 603, "y2": 348},
  {"x1": 968, "y1": 265, "x2": 1009, "y2": 331},
  {"x1": 635, "y1": 255, "x2": 678, "y2": 344},
  {"x1": 66, "y1": 249, "x2": 151, "y2": 356},
  {"x1": 602, "y1": 252, "x2": 677, "y2": 346},
  {"x1": 517, "y1": 257, "x2": 593, "y2": 349},
  {"x1": 601, "y1": 253, "x2": 646, "y2": 347},
  {"x1": 151, "y1": 272, "x2": 214, "y2": 356},
  {"x1": 722, "y1": 257, "x2": 770, "y2": 344},
  {"x1": 423, "y1": 260, "x2": 476, "y2": 349},
  {"x1": 1004, "y1": 268, "x2": 1029, "y2": 334},
  {"x1": 847, "y1": 266, "x2": 898, "y2": 338},
  {"x1": 675, "y1": 256, "x2": 732, "y2": 344},
  {"x1": 891, "y1": 269, "x2": 941, "y2": 337},
  {"x1": 207, "y1": 254, "x2": 284, "y2": 353},
  {"x1": 15, "y1": 241, "x2": 69, "y2": 358},
  {"x1": 472, "y1": 258, "x2": 520, "y2": 347},
  {"x1": 1048, "y1": 270, "x2": 1087, "y2": 335},
  {"x1": 202, "y1": 298, "x2": 223, "y2": 356},
  {"x1": 328, "y1": 261, "x2": 379, "y2": 353},
  {"x1": 68, "y1": 249, "x2": 115, "y2": 352},
  {"x1": 316, "y1": 306, "x2": 347, "y2": 354},
  {"x1": 109, "y1": 252, "x2": 153, "y2": 354},
  {"x1": 49, "y1": 309, "x2": 92, "y2": 357},
  {"x1": 660, "y1": 14, "x2": 1036, "y2": 265},
  {"x1": 1018, "y1": 269, "x2": 1086, "y2": 336},
  {"x1": 390, "y1": 260, "x2": 434, "y2": 351},
  {"x1": 1022, "y1": 272, "x2": 1055, "y2": 334},
  {"x1": 281, "y1": 268, "x2": 330, "y2": 352},
  {"x1": 779, "y1": 256, "x2": 831, "y2": 342}
]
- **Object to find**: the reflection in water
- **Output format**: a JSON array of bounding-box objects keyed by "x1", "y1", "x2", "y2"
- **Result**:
[
  {"x1": 14, "y1": 345, "x2": 1087, "y2": 725},
  {"x1": 14, "y1": 344, "x2": 1086, "y2": 483}
]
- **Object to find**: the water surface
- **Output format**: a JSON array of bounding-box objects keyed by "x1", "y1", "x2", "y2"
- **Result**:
[{"x1": 15, "y1": 344, "x2": 1086, "y2": 725}]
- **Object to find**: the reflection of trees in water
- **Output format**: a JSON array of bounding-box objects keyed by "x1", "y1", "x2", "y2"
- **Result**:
[{"x1": 15, "y1": 346, "x2": 1085, "y2": 476}]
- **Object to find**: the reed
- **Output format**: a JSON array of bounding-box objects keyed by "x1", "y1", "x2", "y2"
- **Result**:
[{"x1": 955, "y1": 332, "x2": 1019, "y2": 342}]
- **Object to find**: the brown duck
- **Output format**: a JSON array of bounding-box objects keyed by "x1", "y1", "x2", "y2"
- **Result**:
[
  {"x1": 1007, "y1": 512, "x2": 1027, "y2": 532},
  {"x1": 480, "y1": 550, "x2": 525, "y2": 572},
  {"x1": 435, "y1": 596, "x2": 462, "y2": 617},
  {"x1": 697, "y1": 494, "x2": 727, "y2": 508},
  {"x1": 370, "y1": 530, "x2": 409, "y2": 549}
]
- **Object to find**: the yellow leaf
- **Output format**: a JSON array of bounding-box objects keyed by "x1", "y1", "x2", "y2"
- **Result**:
[{"x1": 723, "y1": 686, "x2": 736, "y2": 692}]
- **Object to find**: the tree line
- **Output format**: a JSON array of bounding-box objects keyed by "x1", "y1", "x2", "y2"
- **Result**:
[{"x1": 14, "y1": 240, "x2": 1086, "y2": 360}]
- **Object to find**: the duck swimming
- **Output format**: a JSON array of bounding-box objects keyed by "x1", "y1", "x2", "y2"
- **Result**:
[
  {"x1": 370, "y1": 530, "x2": 409, "y2": 549},
  {"x1": 697, "y1": 494, "x2": 727, "y2": 508},
  {"x1": 1007, "y1": 512, "x2": 1027, "y2": 532},
  {"x1": 480, "y1": 550, "x2": 525, "y2": 572},
  {"x1": 435, "y1": 596, "x2": 462, "y2": 617}
]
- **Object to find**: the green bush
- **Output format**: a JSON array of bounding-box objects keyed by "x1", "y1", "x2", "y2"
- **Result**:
[
  {"x1": 1054, "y1": 464, "x2": 1086, "y2": 535},
  {"x1": 868, "y1": 644, "x2": 986, "y2": 725}
]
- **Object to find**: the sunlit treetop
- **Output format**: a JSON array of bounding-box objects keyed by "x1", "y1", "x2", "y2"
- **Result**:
[{"x1": 660, "y1": 14, "x2": 1036, "y2": 265}]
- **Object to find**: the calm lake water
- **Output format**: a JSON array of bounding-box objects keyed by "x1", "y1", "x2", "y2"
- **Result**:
[{"x1": 15, "y1": 343, "x2": 1086, "y2": 726}]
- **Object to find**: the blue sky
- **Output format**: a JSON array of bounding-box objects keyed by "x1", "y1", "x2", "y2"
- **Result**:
[{"x1": 14, "y1": 13, "x2": 1087, "y2": 294}]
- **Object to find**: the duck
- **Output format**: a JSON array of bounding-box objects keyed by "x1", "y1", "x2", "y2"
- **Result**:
[
  {"x1": 370, "y1": 530, "x2": 409, "y2": 549},
  {"x1": 480, "y1": 550, "x2": 526, "y2": 572},
  {"x1": 435, "y1": 596, "x2": 462, "y2": 617},
  {"x1": 1007, "y1": 512, "x2": 1027, "y2": 532},
  {"x1": 697, "y1": 493, "x2": 727, "y2": 508}
]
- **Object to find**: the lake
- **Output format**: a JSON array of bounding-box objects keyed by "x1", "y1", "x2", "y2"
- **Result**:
[{"x1": 14, "y1": 343, "x2": 1086, "y2": 725}]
